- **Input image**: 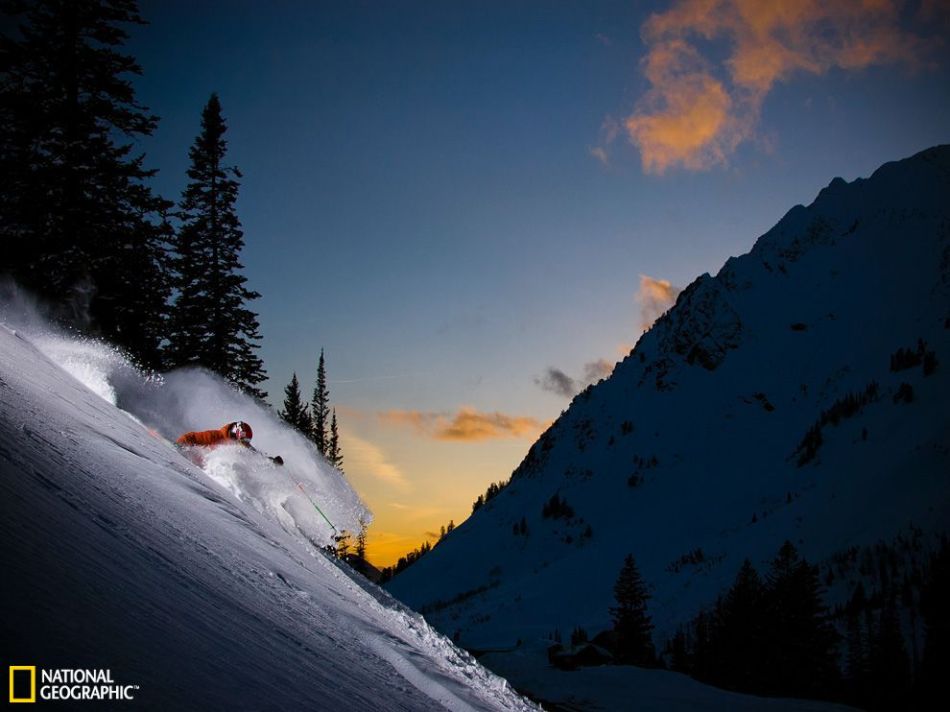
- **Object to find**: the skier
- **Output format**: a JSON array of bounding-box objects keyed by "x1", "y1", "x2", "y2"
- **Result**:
[{"x1": 176, "y1": 421, "x2": 283, "y2": 465}]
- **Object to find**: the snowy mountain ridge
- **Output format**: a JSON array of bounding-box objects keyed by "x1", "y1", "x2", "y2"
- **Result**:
[{"x1": 387, "y1": 145, "x2": 950, "y2": 705}]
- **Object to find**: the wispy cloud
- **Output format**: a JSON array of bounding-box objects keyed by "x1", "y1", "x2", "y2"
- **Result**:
[
  {"x1": 583, "y1": 359, "x2": 614, "y2": 383},
  {"x1": 589, "y1": 116, "x2": 622, "y2": 167},
  {"x1": 623, "y1": 0, "x2": 940, "y2": 173},
  {"x1": 536, "y1": 367, "x2": 577, "y2": 398},
  {"x1": 588, "y1": 145, "x2": 610, "y2": 166},
  {"x1": 536, "y1": 359, "x2": 615, "y2": 399},
  {"x1": 379, "y1": 407, "x2": 546, "y2": 442},
  {"x1": 339, "y1": 431, "x2": 408, "y2": 488},
  {"x1": 637, "y1": 274, "x2": 681, "y2": 332},
  {"x1": 536, "y1": 274, "x2": 680, "y2": 399}
]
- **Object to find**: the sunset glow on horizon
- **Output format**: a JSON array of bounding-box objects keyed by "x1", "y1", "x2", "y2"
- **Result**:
[{"x1": 129, "y1": 0, "x2": 949, "y2": 567}]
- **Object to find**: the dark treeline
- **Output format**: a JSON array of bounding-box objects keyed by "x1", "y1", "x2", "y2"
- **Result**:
[
  {"x1": 1, "y1": 0, "x2": 265, "y2": 396},
  {"x1": 384, "y1": 478, "x2": 512, "y2": 583},
  {"x1": 378, "y1": 520, "x2": 455, "y2": 584},
  {"x1": 278, "y1": 349, "x2": 344, "y2": 470},
  {"x1": 471, "y1": 479, "x2": 508, "y2": 514},
  {"x1": 667, "y1": 537, "x2": 950, "y2": 709},
  {"x1": 795, "y1": 381, "x2": 879, "y2": 465},
  {"x1": 542, "y1": 536, "x2": 948, "y2": 710},
  {"x1": 669, "y1": 542, "x2": 839, "y2": 700}
]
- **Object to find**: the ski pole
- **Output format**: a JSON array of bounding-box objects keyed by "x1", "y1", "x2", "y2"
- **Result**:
[{"x1": 282, "y1": 468, "x2": 338, "y2": 533}]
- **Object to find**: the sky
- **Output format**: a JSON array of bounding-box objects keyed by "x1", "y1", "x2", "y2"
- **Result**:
[{"x1": 127, "y1": 0, "x2": 950, "y2": 566}]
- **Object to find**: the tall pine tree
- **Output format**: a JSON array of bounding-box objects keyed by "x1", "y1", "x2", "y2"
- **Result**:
[
  {"x1": 761, "y1": 541, "x2": 839, "y2": 698},
  {"x1": 0, "y1": 0, "x2": 171, "y2": 366},
  {"x1": 610, "y1": 553, "x2": 656, "y2": 666},
  {"x1": 166, "y1": 93, "x2": 266, "y2": 397},
  {"x1": 311, "y1": 349, "x2": 329, "y2": 455},
  {"x1": 717, "y1": 558, "x2": 767, "y2": 692},
  {"x1": 278, "y1": 372, "x2": 310, "y2": 434}
]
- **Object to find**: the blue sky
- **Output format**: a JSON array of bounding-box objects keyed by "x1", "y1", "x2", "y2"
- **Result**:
[{"x1": 128, "y1": 0, "x2": 950, "y2": 563}]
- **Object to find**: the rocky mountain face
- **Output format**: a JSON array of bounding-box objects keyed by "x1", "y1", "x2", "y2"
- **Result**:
[{"x1": 388, "y1": 146, "x2": 950, "y2": 685}]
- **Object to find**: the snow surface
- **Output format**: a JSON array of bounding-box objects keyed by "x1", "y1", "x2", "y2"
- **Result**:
[
  {"x1": 481, "y1": 644, "x2": 855, "y2": 712},
  {"x1": 387, "y1": 146, "x2": 950, "y2": 707},
  {"x1": 0, "y1": 314, "x2": 536, "y2": 711}
]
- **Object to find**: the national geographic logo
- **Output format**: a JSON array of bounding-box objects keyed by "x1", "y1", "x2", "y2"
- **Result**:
[
  {"x1": 8, "y1": 666, "x2": 139, "y2": 704},
  {"x1": 9, "y1": 667, "x2": 35, "y2": 704}
]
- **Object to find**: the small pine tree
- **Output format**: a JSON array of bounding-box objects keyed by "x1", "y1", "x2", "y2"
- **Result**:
[
  {"x1": 611, "y1": 553, "x2": 656, "y2": 666},
  {"x1": 335, "y1": 530, "x2": 351, "y2": 559},
  {"x1": 328, "y1": 408, "x2": 343, "y2": 469},
  {"x1": 278, "y1": 373, "x2": 310, "y2": 434},
  {"x1": 868, "y1": 597, "x2": 912, "y2": 708},
  {"x1": 355, "y1": 516, "x2": 367, "y2": 560},
  {"x1": 844, "y1": 605, "x2": 869, "y2": 706},
  {"x1": 311, "y1": 349, "x2": 330, "y2": 455},
  {"x1": 571, "y1": 626, "x2": 588, "y2": 647},
  {"x1": 669, "y1": 628, "x2": 690, "y2": 673}
]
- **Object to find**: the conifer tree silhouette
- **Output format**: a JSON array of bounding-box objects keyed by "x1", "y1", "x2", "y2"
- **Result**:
[
  {"x1": 328, "y1": 408, "x2": 343, "y2": 470},
  {"x1": 1, "y1": 0, "x2": 171, "y2": 365},
  {"x1": 311, "y1": 349, "x2": 330, "y2": 455},
  {"x1": 279, "y1": 373, "x2": 311, "y2": 434},
  {"x1": 166, "y1": 93, "x2": 266, "y2": 397},
  {"x1": 610, "y1": 553, "x2": 656, "y2": 666}
]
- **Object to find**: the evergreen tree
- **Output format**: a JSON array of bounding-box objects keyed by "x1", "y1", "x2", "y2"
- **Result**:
[
  {"x1": 355, "y1": 516, "x2": 367, "y2": 560},
  {"x1": 918, "y1": 539, "x2": 950, "y2": 705},
  {"x1": 328, "y1": 407, "x2": 343, "y2": 470},
  {"x1": 691, "y1": 609, "x2": 714, "y2": 680},
  {"x1": 844, "y1": 584, "x2": 870, "y2": 707},
  {"x1": 761, "y1": 541, "x2": 840, "y2": 698},
  {"x1": 669, "y1": 628, "x2": 690, "y2": 673},
  {"x1": 166, "y1": 93, "x2": 266, "y2": 397},
  {"x1": 278, "y1": 372, "x2": 310, "y2": 434},
  {"x1": 867, "y1": 597, "x2": 911, "y2": 710},
  {"x1": 0, "y1": 0, "x2": 171, "y2": 365},
  {"x1": 610, "y1": 553, "x2": 656, "y2": 666},
  {"x1": 311, "y1": 349, "x2": 329, "y2": 455},
  {"x1": 718, "y1": 559, "x2": 766, "y2": 692}
]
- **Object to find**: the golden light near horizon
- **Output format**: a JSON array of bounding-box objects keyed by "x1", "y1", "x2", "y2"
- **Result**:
[
  {"x1": 339, "y1": 410, "x2": 545, "y2": 567},
  {"x1": 338, "y1": 275, "x2": 685, "y2": 568}
]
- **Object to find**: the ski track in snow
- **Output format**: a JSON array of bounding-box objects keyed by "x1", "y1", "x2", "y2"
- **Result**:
[{"x1": 0, "y1": 321, "x2": 536, "y2": 712}]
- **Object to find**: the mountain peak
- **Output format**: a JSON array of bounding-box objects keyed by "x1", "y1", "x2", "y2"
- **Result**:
[{"x1": 387, "y1": 145, "x2": 950, "y2": 707}]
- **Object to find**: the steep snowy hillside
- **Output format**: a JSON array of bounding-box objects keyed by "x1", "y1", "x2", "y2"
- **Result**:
[
  {"x1": 388, "y1": 146, "x2": 950, "y2": 701},
  {"x1": 0, "y1": 320, "x2": 534, "y2": 711}
]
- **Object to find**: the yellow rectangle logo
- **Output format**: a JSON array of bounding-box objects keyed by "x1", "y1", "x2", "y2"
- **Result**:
[{"x1": 9, "y1": 666, "x2": 36, "y2": 704}]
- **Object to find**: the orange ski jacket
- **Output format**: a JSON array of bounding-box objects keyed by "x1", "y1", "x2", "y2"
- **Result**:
[{"x1": 176, "y1": 422, "x2": 252, "y2": 448}]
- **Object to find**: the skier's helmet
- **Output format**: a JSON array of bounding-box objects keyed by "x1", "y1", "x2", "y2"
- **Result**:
[{"x1": 229, "y1": 421, "x2": 252, "y2": 442}]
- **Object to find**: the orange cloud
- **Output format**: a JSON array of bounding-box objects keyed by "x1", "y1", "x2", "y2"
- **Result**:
[
  {"x1": 637, "y1": 274, "x2": 681, "y2": 332},
  {"x1": 379, "y1": 407, "x2": 546, "y2": 442},
  {"x1": 339, "y1": 431, "x2": 408, "y2": 488},
  {"x1": 625, "y1": 0, "x2": 939, "y2": 173}
]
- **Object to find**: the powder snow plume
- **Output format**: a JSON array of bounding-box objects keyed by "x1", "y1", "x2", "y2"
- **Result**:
[{"x1": 0, "y1": 287, "x2": 369, "y2": 547}]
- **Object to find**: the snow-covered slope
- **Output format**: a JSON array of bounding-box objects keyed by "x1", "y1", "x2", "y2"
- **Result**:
[
  {"x1": 0, "y1": 320, "x2": 534, "y2": 711},
  {"x1": 387, "y1": 146, "x2": 950, "y2": 700}
]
